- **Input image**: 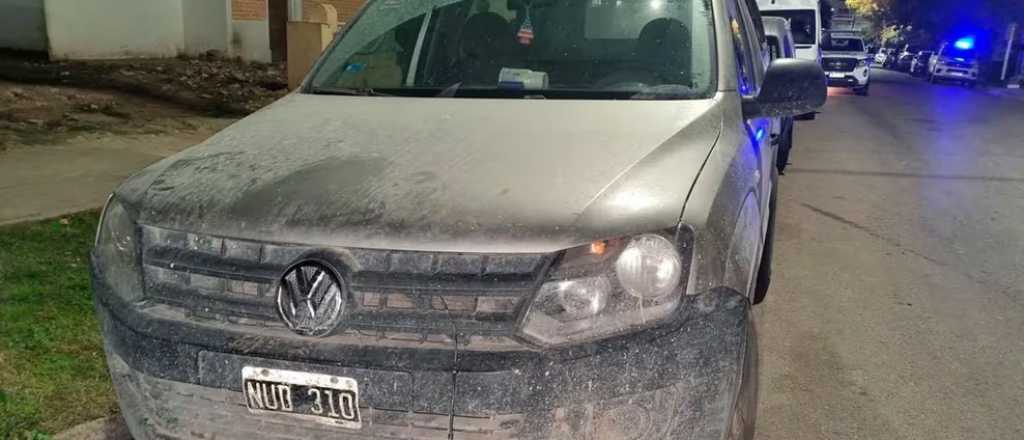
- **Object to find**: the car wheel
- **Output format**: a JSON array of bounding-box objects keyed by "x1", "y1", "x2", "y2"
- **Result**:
[
  {"x1": 966, "y1": 81, "x2": 977, "y2": 88},
  {"x1": 855, "y1": 83, "x2": 870, "y2": 96},
  {"x1": 752, "y1": 186, "x2": 777, "y2": 305}
]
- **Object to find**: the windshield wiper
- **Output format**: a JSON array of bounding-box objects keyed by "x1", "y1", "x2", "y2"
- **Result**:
[
  {"x1": 436, "y1": 82, "x2": 462, "y2": 98},
  {"x1": 311, "y1": 87, "x2": 393, "y2": 97},
  {"x1": 629, "y1": 85, "x2": 699, "y2": 100}
]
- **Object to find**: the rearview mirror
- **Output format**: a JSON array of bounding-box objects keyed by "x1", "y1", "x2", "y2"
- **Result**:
[{"x1": 743, "y1": 59, "x2": 827, "y2": 119}]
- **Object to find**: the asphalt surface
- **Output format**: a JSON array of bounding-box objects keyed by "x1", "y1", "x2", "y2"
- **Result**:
[{"x1": 757, "y1": 69, "x2": 1024, "y2": 439}]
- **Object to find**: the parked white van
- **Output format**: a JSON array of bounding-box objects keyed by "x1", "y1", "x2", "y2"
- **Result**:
[
  {"x1": 757, "y1": 0, "x2": 823, "y2": 66},
  {"x1": 757, "y1": 0, "x2": 822, "y2": 119}
]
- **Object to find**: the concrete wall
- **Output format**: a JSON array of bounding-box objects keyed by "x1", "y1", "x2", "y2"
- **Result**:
[
  {"x1": 231, "y1": 20, "x2": 272, "y2": 62},
  {"x1": 231, "y1": 0, "x2": 273, "y2": 62},
  {"x1": 44, "y1": 0, "x2": 185, "y2": 59},
  {"x1": 287, "y1": 20, "x2": 334, "y2": 88},
  {"x1": 33, "y1": 0, "x2": 273, "y2": 62},
  {"x1": 182, "y1": 0, "x2": 231, "y2": 56},
  {"x1": 0, "y1": 0, "x2": 48, "y2": 51}
]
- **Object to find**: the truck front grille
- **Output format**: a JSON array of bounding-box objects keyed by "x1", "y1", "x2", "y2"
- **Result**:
[
  {"x1": 139, "y1": 225, "x2": 551, "y2": 341},
  {"x1": 823, "y1": 57, "x2": 857, "y2": 72}
]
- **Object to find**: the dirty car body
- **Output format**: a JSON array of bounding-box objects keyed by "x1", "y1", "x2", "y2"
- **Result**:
[{"x1": 91, "y1": 0, "x2": 825, "y2": 439}]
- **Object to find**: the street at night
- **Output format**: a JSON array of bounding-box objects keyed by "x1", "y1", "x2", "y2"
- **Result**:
[
  {"x1": 2, "y1": 0, "x2": 1024, "y2": 438},
  {"x1": 760, "y1": 69, "x2": 1024, "y2": 440}
]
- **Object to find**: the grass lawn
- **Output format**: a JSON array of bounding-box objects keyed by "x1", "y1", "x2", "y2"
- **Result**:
[{"x1": 0, "y1": 212, "x2": 117, "y2": 438}]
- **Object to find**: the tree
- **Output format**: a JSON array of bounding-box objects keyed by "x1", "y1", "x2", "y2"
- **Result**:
[
  {"x1": 845, "y1": 0, "x2": 889, "y2": 18},
  {"x1": 848, "y1": 0, "x2": 1022, "y2": 49}
]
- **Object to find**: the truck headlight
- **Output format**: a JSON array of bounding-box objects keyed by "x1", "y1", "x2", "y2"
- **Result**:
[
  {"x1": 94, "y1": 196, "x2": 143, "y2": 302},
  {"x1": 519, "y1": 230, "x2": 692, "y2": 347},
  {"x1": 615, "y1": 235, "x2": 683, "y2": 300},
  {"x1": 857, "y1": 59, "x2": 868, "y2": 68}
]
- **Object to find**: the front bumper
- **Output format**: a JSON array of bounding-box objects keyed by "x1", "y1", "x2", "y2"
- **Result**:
[
  {"x1": 932, "y1": 68, "x2": 978, "y2": 82},
  {"x1": 826, "y1": 67, "x2": 870, "y2": 88},
  {"x1": 95, "y1": 273, "x2": 754, "y2": 440}
]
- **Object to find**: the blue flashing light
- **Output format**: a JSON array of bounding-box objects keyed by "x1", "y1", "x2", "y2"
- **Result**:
[
  {"x1": 739, "y1": 80, "x2": 751, "y2": 95},
  {"x1": 755, "y1": 127, "x2": 766, "y2": 142},
  {"x1": 954, "y1": 37, "x2": 975, "y2": 50}
]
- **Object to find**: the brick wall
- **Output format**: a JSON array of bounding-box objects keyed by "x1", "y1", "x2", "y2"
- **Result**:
[
  {"x1": 233, "y1": 0, "x2": 267, "y2": 21},
  {"x1": 302, "y1": 0, "x2": 365, "y2": 25}
]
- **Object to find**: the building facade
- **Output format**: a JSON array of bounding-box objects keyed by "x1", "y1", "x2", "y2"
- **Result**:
[{"x1": 0, "y1": 0, "x2": 366, "y2": 62}]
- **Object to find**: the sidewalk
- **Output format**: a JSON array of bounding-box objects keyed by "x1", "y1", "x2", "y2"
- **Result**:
[
  {"x1": 984, "y1": 85, "x2": 1024, "y2": 101},
  {"x1": 0, "y1": 122, "x2": 230, "y2": 226}
]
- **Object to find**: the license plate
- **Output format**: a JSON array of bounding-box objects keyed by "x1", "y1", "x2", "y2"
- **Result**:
[
  {"x1": 828, "y1": 72, "x2": 846, "y2": 79},
  {"x1": 242, "y1": 367, "x2": 362, "y2": 429}
]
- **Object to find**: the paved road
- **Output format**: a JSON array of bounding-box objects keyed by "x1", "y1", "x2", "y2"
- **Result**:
[{"x1": 757, "y1": 69, "x2": 1024, "y2": 439}]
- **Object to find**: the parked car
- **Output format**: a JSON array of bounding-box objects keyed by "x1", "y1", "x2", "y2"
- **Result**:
[
  {"x1": 929, "y1": 39, "x2": 981, "y2": 87},
  {"x1": 874, "y1": 48, "x2": 896, "y2": 67},
  {"x1": 822, "y1": 32, "x2": 872, "y2": 95},
  {"x1": 763, "y1": 16, "x2": 798, "y2": 174},
  {"x1": 895, "y1": 51, "x2": 916, "y2": 71},
  {"x1": 910, "y1": 51, "x2": 935, "y2": 76},
  {"x1": 90, "y1": 1, "x2": 826, "y2": 439}
]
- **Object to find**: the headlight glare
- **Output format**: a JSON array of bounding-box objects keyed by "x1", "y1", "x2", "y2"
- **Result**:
[
  {"x1": 94, "y1": 197, "x2": 142, "y2": 302},
  {"x1": 541, "y1": 276, "x2": 612, "y2": 321}
]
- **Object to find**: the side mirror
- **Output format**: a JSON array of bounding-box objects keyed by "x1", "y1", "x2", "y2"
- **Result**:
[{"x1": 743, "y1": 58, "x2": 827, "y2": 119}]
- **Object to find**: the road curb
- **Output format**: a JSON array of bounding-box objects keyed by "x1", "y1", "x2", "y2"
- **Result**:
[
  {"x1": 54, "y1": 415, "x2": 131, "y2": 440},
  {"x1": 984, "y1": 87, "x2": 1024, "y2": 101}
]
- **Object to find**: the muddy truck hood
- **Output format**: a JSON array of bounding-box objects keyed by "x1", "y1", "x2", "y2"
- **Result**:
[{"x1": 119, "y1": 94, "x2": 723, "y2": 253}]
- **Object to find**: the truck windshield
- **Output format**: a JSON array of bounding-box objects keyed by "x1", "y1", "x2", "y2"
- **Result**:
[
  {"x1": 823, "y1": 38, "x2": 864, "y2": 52},
  {"x1": 760, "y1": 10, "x2": 816, "y2": 46},
  {"x1": 309, "y1": 0, "x2": 716, "y2": 100}
]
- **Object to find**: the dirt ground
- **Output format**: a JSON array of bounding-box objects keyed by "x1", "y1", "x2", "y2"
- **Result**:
[
  {"x1": 0, "y1": 80, "x2": 232, "y2": 148},
  {"x1": 0, "y1": 51, "x2": 290, "y2": 149},
  {"x1": 0, "y1": 52, "x2": 288, "y2": 117}
]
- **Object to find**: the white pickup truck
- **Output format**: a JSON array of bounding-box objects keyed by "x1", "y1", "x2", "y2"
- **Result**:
[{"x1": 822, "y1": 32, "x2": 872, "y2": 95}]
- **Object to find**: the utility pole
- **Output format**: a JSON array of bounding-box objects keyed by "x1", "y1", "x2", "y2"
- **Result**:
[{"x1": 1002, "y1": 22, "x2": 1018, "y2": 83}]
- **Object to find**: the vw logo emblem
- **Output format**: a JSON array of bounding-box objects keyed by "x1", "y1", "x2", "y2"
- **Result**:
[{"x1": 275, "y1": 261, "x2": 346, "y2": 336}]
